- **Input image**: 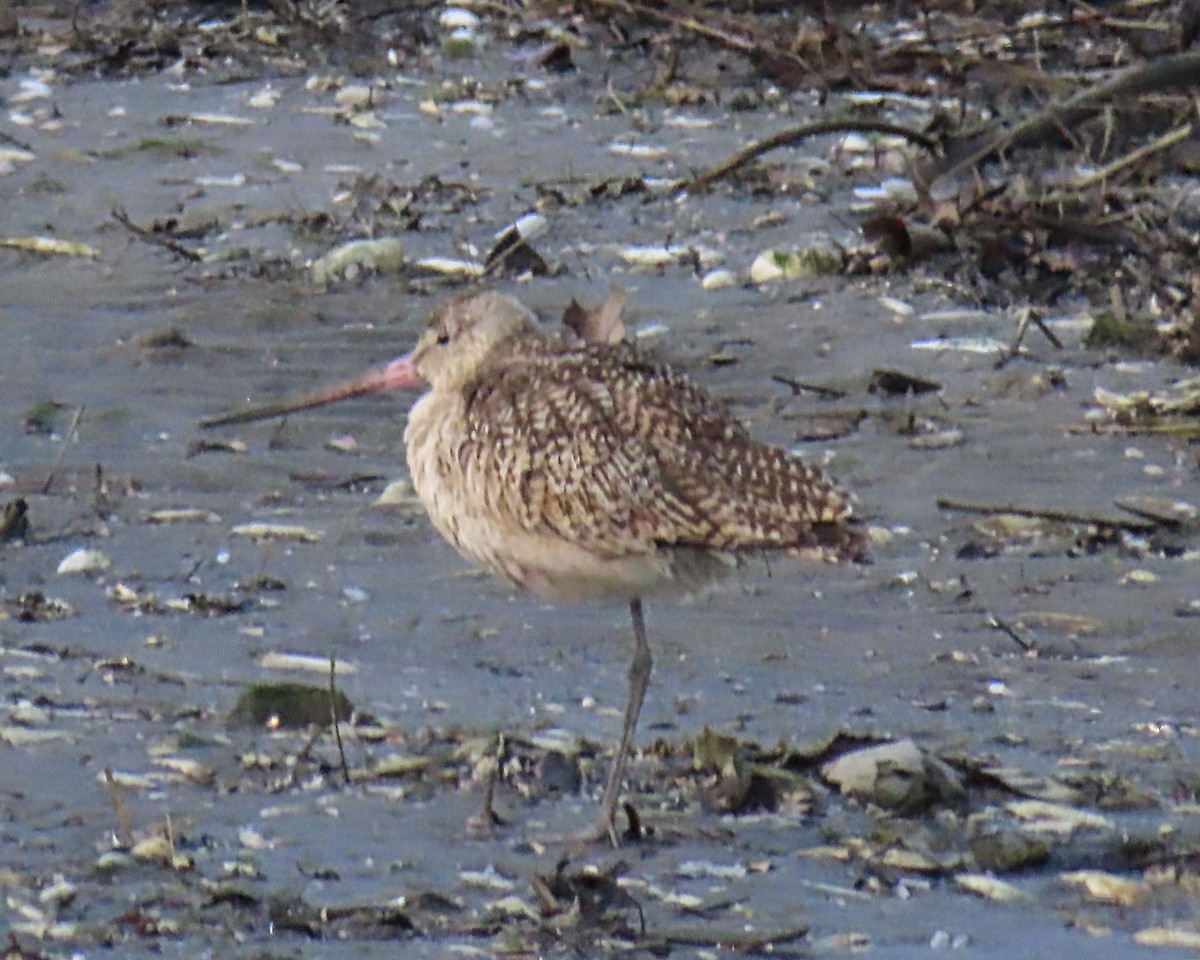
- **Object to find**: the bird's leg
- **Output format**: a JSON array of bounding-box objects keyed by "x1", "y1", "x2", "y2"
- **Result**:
[{"x1": 595, "y1": 597, "x2": 652, "y2": 844}]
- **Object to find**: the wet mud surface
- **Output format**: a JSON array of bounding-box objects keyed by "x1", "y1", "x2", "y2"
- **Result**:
[{"x1": 3, "y1": 4, "x2": 1200, "y2": 957}]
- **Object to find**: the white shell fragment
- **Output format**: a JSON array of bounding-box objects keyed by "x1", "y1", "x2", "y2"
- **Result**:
[
  {"x1": 701, "y1": 269, "x2": 737, "y2": 290},
  {"x1": 182, "y1": 112, "x2": 258, "y2": 126},
  {"x1": 955, "y1": 873, "x2": 1026, "y2": 903},
  {"x1": 415, "y1": 257, "x2": 484, "y2": 277},
  {"x1": 1134, "y1": 929, "x2": 1200, "y2": 949},
  {"x1": 311, "y1": 238, "x2": 405, "y2": 286},
  {"x1": 2, "y1": 236, "x2": 99, "y2": 258},
  {"x1": 57, "y1": 548, "x2": 111, "y2": 575},
  {"x1": 231, "y1": 523, "x2": 324, "y2": 542},
  {"x1": 608, "y1": 141, "x2": 670, "y2": 160},
  {"x1": 676, "y1": 860, "x2": 749, "y2": 880},
  {"x1": 617, "y1": 244, "x2": 720, "y2": 268},
  {"x1": 247, "y1": 88, "x2": 279, "y2": 110},
  {"x1": 750, "y1": 247, "x2": 842, "y2": 283},
  {"x1": 494, "y1": 212, "x2": 547, "y2": 242},
  {"x1": 142, "y1": 508, "x2": 221, "y2": 524},
  {"x1": 879, "y1": 296, "x2": 914, "y2": 317},
  {"x1": 259, "y1": 652, "x2": 358, "y2": 675},
  {"x1": 0, "y1": 148, "x2": 36, "y2": 165},
  {"x1": 194, "y1": 173, "x2": 247, "y2": 188},
  {"x1": 334, "y1": 85, "x2": 373, "y2": 110},
  {"x1": 1061, "y1": 870, "x2": 1148, "y2": 905},
  {"x1": 459, "y1": 864, "x2": 516, "y2": 891},
  {"x1": 439, "y1": 7, "x2": 480, "y2": 30},
  {"x1": 911, "y1": 337, "x2": 1009, "y2": 354},
  {"x1": 1006, "y1": 800, "x2": 1113, "y2": 834}
]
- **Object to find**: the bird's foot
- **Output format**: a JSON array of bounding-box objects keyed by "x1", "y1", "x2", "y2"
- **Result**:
[
  {"x1": 466, "y1": 750, "x2": 509, "y2": 837},
  {"x1": 584, "y1": 801, "x2": 645, "y2": 850},
  {"x1": 537, "y1": 802, "x2": 646, "y2": 851}
]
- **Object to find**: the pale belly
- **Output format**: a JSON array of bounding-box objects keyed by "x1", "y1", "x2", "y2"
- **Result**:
[
  {"x1": 419, "y1": 485, "x2": 709, "y2": 603},
  {"x1": 404, "y1": 397, "x2": 730, "y2": 603}
]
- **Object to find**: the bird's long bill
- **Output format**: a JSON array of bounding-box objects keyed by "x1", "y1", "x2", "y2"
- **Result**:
[{"x1": 200, "y1": 354, "x2": 418, "y2": 428}]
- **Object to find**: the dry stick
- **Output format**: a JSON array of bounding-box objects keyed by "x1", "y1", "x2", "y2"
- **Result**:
[
  {"x1": 1071, "y1": 419, "x2": 1200, "y2": 437},
  {"x1": 1071, "y1": 120, "x2": 1193, "y2": 191},
  {"x1": 996, "y1": 308, "x2": 1064, "y2": 368},
  {"x1": 651, "y1": 923, "x2": 810, "y2": 952},
  {"x1": 936, "y1": 497, "x2": 1157, "y2": 532},
  {"x1": 330, "y1": 652, "x2": 350, "y2": 785},
  {"x1": 111, "y1": 206, "x2": 203, "y2": 263},
  {"x1": 1031, "y1": 314, "x2": 1064, "y2": 350},
  {"x1": 288, "y1": 726, "x2": 327, "y2": 789},
  {"x1": 930, "y1": 50, "x2": 1200, "y2": 185},
  {"x1": 988, "y1": 615, "x2": 1035, "y2": 653},
  {"x1": 685, "y1": 120, "x2": 939, "y2": 193},
  {"x1": 42, "y1": 405, "x2": 84, "y2": 494},
  {"x1": 0, "y1": 129, "x2": 34, "y2": 152}
]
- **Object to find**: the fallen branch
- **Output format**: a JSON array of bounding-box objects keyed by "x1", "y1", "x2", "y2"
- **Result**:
[
  {"x1": 685, "y1": 119, "x2": 939, "y2": 193},
  {"x1": 929, "y1": 50, "x2": 1200, "y2": 184},
  {"x1": 936, "y1": 497, "x2": 1157, "y2": 532}
]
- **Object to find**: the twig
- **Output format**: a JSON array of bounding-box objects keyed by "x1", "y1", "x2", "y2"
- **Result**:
[
  {"x1": 936, "y1": 497, "x2": 1157, "y2": 532},
  {"x1": 1071, "y1": 419, "x2": 1200, "y2": 437},
  {"x1": 988, "y1": 615, "x2": 1035, "y2": 653},
  {"x1": 1072, "y1": 120, "x2": 1193, "y2": 190},
  {"x1": 0, "y1": 128, "x2": 34, "y2": 152},
  {"x1": 111, "y1": 206, "x2": 202, "y2": 263},
  {"x1": 1031, "y1": 313, "x2": 1064, "y2": 350},
  {"x1": 42, "y1": 405, "x2": 84, "y2": 494},
  {"x1": 288, "y1": 726, "x2": 327, "y2": 788},
  {"x1": 648, "y1": 922, "x2": 809, "y2": 952},
  {"x1": 996, "y1": 308, "x2": 1063, "y2": 368},
  {"x1": 685, "y1": 119, "x2": 939, "y2": 192},
  {"x1": 771, "y1": 374, "x2": 848, "y2": 400},
  {"x1": 330, "y1": 651, "x2": 350, "y2": 785}
]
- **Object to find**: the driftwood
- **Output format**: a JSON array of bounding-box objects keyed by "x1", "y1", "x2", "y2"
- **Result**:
[
  {"x1": 926, "y1": 50, "x2": 1200, "y2": 185},
  {"x1": 684, "y1": 119, "x2": 938, "y2": 192}
]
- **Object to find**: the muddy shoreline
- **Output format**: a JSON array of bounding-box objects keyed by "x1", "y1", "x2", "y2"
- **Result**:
[{"x1": 3, "y1": 3, "x2": 1200, "y2": 957}]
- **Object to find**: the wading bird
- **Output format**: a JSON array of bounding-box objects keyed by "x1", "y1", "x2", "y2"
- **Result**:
[{"x1": 205, "y1": 291, "x2": 866, "y2": 842}]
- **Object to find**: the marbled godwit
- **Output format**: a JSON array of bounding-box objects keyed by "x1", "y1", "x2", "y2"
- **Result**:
[{"x1": 205, "y1": 291, "x2": 867, "y2": 841}]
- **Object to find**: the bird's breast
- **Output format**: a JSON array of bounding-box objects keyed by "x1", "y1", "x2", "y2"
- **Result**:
[{"x1": 401, "y1": 389, "x2": 727, "y2": 603}]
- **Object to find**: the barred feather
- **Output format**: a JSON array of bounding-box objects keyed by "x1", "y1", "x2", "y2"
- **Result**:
[{"x1": 403, "y1": 292, "x2": 866, "y2": 603}]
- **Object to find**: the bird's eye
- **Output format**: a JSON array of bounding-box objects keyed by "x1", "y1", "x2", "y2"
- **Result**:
[{"x1": 436, "y1": 333, "x2": 450, "y2": 346}]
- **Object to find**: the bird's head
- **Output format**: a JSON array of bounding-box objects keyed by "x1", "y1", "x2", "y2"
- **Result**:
[
  {"x1": 405, "y1": 291, "x2": 538, "y2": 391},
  {"x1": 199, "y1": 291, "x2": 539, "y2": 429}
]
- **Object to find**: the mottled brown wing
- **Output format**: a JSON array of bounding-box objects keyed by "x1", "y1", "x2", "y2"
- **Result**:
[
  {"x1": 458, "y1": 346, "x2": 717, "y2": 557},
  {"x1": 576, "y1": 343, "x2": 866, "y2": 561},
  {"x1": 461, "y1": 341, "x2": 864, "y2": 561}
]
